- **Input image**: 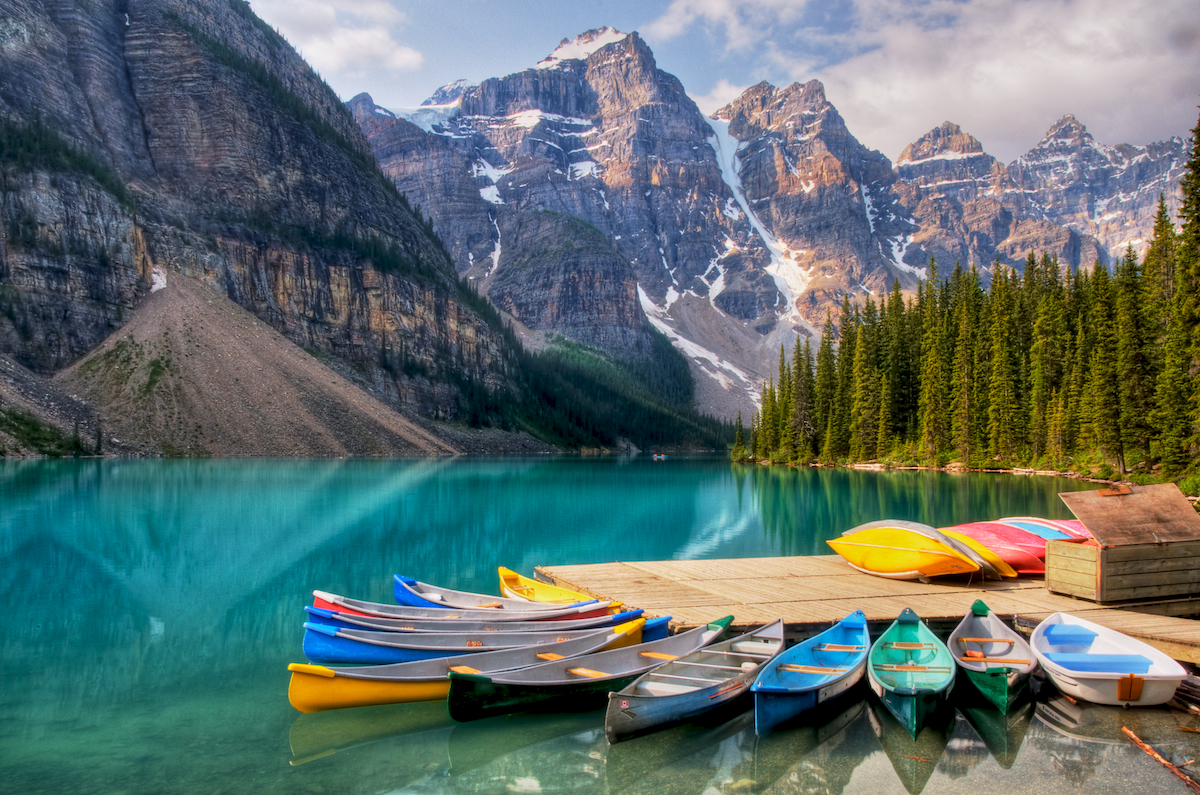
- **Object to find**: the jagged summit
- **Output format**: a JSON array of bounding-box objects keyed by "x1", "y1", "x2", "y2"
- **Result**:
[
  {"x1": 896, "y1": 122, "x2": 988, "y2": 165},
  {"x1": 1042, "y1": 113, "x2": 1088, "y2": 141},
  {"x1": 537, "y1": 27, "x2": 629, "y2": 69},
  {"x1": 422, "y1": 79, "x2": 477, "y2": 107}
]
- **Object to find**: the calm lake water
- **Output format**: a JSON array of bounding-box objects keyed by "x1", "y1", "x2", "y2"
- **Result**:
[{"x1": 1, "y1": 457, "x2": 1196, "y2": 794}]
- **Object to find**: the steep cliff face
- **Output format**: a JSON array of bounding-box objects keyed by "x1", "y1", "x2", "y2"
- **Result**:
[
  {"x1": 1008, "y1": 115, "x2": 1187, "y2": 258},
  {"x1": 0, "y1": 0, "x2": 517, "y2": 429},
  {"x1": 355, "y1": 30, "x2": 782, "y2": 417},
  {"x1": 891, "y1": 121, "x2": 1107, "y2": 275}
]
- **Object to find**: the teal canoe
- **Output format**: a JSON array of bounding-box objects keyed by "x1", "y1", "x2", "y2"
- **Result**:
[{"x1": 867, "y1": 608, "x2": 955, "y2": 738}]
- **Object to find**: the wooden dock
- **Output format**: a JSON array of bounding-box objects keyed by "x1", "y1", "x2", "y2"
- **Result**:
[{"x1": 537, "y1": 555, "x2": 1200, "y2": 664}]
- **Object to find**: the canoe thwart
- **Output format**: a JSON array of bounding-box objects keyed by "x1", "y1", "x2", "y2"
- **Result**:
[
  {"x1": 875, "y1": 664, "x2": 951, "y2": 672},
  {"x1": 778, "y1": 664, "x2": 848, "y2": 674},
  {"x1": 884, "y1": 642, "x2": 935, "y2": 650},
  {"x1": 449, "y1": 665, "x2": 482, "y2": 674},
  {"x1": 649, "y1": 672, "x2": 723, "y2": 684},
  {"x1": 638, "y1": 652, "x2": 678, "y2": 660},
  {"x1": 816, "y1": 644, "x2": 865, "y2": 652},
  {"x1": 536, "y1": 652, "x2": 566, "y2": 661},
  {"x1": 956, "y1": 637, "x2": 1015, "y2": 645},
  {"x1": 567, "y1": 667, "x2": 609, "y2": 678}
]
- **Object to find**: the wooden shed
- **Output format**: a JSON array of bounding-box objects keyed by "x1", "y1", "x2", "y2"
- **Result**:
[{"x1": 1045, "y1": 483, "x2": 1200, "y2": 604}]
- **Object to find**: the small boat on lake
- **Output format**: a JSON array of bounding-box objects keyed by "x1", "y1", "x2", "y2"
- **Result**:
[
  {"x1": 287, "y1": 618, "x2": 645, "y2": 712},
  {"x1": 303, "y1": 605, "x2": 646, "y2": 634},
  {"x1": 868, "y1": 608, "x2": 955, "y2": 738},
  {"x1": 447, "y1": 617, "x2": 733, "y2": 722},
  {"x1": 827, "y1": 521, "x2": 980, "y2": 580},
  {"x1": 393, "y1": 574, "x2": 610, "y2": 617},
  {"x1": 497, "y1": 567, "x2": 618, "y2": 607},
  {"x1": 605, "y1": 619, "x2": 785, "y2": 743},
  {"x1": 751, "y1": 610, "x2": 869, "y2": 736},
  {"x1": 947, "y1": 599, "x2": 1036, "y2": 713},
  {"x1": 302, "y1": 616, "x2": 664, "y2": 665},
  {"x1": 1030, "y1": 613, "x2": 1186, "y2": 706},
  {"x1": 313, "y1": 589, "x2": 616, "y2": 621}
]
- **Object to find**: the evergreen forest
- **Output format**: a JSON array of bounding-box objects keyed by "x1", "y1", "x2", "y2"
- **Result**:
[{"x1": 734, "y1": 111, "x2": 1200, "y2": 491}]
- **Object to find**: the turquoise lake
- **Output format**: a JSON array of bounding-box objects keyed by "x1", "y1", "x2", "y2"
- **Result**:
[{"x1": 1, "y1": 457, "x2": 1196, "y2": 794}]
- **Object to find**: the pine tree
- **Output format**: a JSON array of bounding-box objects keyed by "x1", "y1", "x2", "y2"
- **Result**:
[
  {"x1": 987, "y1": 264, "x2": 1018, "y2": 460},
  {"x1": 1114, "y1": 246, "x2": 1155, "y2": 459},
  {"x1": 813, "y1": 313, "x2": 838, "y2": 456},
  {"x1": 876, "y1": 372, "x2": 893, "y2": 458},
  {"x1": 950, "y1": 305, "x2": 974, "y2": 463},
  {"x1": 792, "y1": 337, "x2": 817, "y2": 462},
  {"x1": 731, "y1": 411, "x2": 746, "y2": 461},
  {"x1": 849, "y1": 322, "x2": 878, "y2": 460},
  {"x1": 833, "y1": 299, "x2": 858, "y2": 457},
  {"x1": 1089, "y1": 264, "x2": 1124, "y2": 473},
  {"x1": 1177, "y1": 109, "x2": 1200, "y2": 459},
  {"x1": 917, "y1": 259, "x2": 947, "y2": 461},
  {"x1": 1143, "y1": 194, "x2": 1178, "y2": 339}
]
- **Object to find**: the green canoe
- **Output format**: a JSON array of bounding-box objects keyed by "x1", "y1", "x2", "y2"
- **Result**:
[{"x1": 867, "y1": 608, "x2": 955, "y2": 739}]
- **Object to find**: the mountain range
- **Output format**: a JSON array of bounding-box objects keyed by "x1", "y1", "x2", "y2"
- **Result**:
[
  {"x1": 352, "y1": 27, "x2": 1187, "y2": 418},
  {"x1": 0, "y1": 9, "x2": 1188, "y2": 453}
]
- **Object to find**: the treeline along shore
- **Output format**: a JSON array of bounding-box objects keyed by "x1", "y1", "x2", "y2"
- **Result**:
[{"x1": 733, "y1": 111, "x2": 1200, "y2": 501}]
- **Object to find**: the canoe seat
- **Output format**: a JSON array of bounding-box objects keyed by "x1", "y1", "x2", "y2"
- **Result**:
[
  {"x1": 475, "y1": 603, "x2": 502, "y2": 609},
  {"x1": 466, "y1": 641, "x2": 483, "y2": 647},
  {"x1": 817, "y1": 644, "x2": 865, "y2": 652},
  {"x1": 1044, "y1": 653, "x2": 1152, "y2": 673},
  {"x1": 957, "y1": 638, "x2": 1014, "y2": 645},
  {"x1": 884, "y1": 642, "x2": 934, "y2": 650},
  {"x1": 536, "y1": 652, "x2": 565, "y2": 661},
  {"x1": 639, "y1": 680, "x2": 704, "y2": 696},
  {"x1": 730, "y1": 640, "x2": 779, "y2": 654},
  {"x1": 638, "y1": 652, "x2": 678, "y2": 661},
  {"x1": 1042, "y1": 625, "x2": 1098, "y2": 646},
  {"x1": 567, "y1": 667, "x2": 609, "y2": 678},
  {"x1": 448, "y1": 665, "x2": 481, "y2": 674}
]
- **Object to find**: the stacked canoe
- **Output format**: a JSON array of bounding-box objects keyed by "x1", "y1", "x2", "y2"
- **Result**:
[
  {"x1": 827, "y1": 516, "x2": 1093, "y2": 581},
  {"x1": 285, "y1": 567, "x2": 1186, "y2": 752}
]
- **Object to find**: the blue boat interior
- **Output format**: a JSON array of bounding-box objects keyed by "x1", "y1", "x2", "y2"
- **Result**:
[
  {"x1": 1042, "y1": 625, "x2": 1098, "y2": 646},
  {"x1": 1004, "y1": 520, "x2": 1070, "y2": 540},
  {"x1": 1044, "y1": 653, "x2": 1153, "y2": 673}
]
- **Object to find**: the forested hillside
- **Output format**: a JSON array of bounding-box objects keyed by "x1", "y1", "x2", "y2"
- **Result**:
[{"x1": 736, "y1": 111, "x2": 1200, "y2": 487}]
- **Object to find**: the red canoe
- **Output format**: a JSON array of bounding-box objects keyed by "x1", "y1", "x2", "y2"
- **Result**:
[{"x1": 945, "y1": 522, "x2": 1048, "y2": 575}]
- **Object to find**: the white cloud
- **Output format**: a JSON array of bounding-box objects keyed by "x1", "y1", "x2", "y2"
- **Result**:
[
  {"x1": 646, "y1": 0, "x2": 1200, "y2": 162},
  {"x1": 690, "y1": 78, "x2": 752, "y2": 115},
  {"x1": 251, "y1": 0, "x2": 422, "y2": 78}
]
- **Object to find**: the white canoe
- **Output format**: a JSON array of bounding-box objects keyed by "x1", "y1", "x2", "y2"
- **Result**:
[{"x1": 1030, "y1": 613, "x2": 1185, "y2": 706}]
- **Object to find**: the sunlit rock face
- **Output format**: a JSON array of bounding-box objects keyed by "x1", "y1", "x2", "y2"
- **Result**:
[{"x1": 0, "y1": 0, "x2": 516, "y2": 421}]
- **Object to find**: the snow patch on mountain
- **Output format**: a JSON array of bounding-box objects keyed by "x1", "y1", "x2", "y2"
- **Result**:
[
  {"x1": 704, "y1": 117, "x2": 815, "y2": 326},
  {"x1": 537, "y1": 27, "x2": 628, "y2": 69},
  {"x1": 393, "y1": 102, "x2": 462, "y2": 134},
  {"x1": 638, "y1": 286, "x2": 758, "y2": 397}
]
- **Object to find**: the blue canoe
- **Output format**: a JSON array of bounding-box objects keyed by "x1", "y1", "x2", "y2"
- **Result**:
[
  {"x1": 303, "y1": 616, "x2": 673, "y2": 665},
  {"x1": 304, "y1": 605, "x2": 645, "y2": 634},
  {"x1": 751, "y1": 610, "x2": 870, "y2": 736}
]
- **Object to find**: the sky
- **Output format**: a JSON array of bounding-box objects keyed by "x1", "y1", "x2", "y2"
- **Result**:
[{"x1": 249, "y1": 0, "x2": 1200, "y2": 163}]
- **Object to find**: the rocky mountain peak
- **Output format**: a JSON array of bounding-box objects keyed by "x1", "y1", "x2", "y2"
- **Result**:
[
  {"x1": 423, "y1": 79, "x2": 477, "y2": 107},
  {"x1": 536, "y1": 27, "x2": 629, "y2": 69},
  {"x1": 713, "y1": 79, "x2": 842, "y2": 143},
  {"x1": 1042, "y1": 113, "x2": 1089, "y2": 143},
  {"x1": 896, "y1": 121, "x2": 987, "y2": 164}
]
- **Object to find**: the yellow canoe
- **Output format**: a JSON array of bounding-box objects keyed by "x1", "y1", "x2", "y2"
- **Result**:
[
  {"x1": 940, "y1": 527, "x2": 1019, "y2": 578},
  {"x1": 287, "y1": 617, "x2": 644, "y2": 713},
  {"x1": 827, "y1": 526, "x2": 980, "y2": 580},
  {"x1": 498, "y1": 566, "x2": 622, "y2": 609}
]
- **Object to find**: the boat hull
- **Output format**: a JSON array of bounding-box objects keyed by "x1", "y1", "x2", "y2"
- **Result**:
[
  {"x1": 313, "y1": 590, "x2": 613, "y2": 622},
  {"x1": 827, "y1": 527, "x2": 979, "y2": 580},
  {"x1": 1031, "y1": 612, "x2": 1187, "y2": 706},
  {"x1": 450, "y1": 672, "x2": 641, "y2": 722},
  {"x1": 393, "y1": 574, "x2": 608, "y2": 616},
  {"x1": 606, "y1": 620, "x2": 785, "y2": 743},
  {"x1": 288, "y1": 665, "x2": 451, "y2": 712},
  {"x1": 963, "y1": 667, "x2": 1030, "y2": 713},
  {"x1": 751, "y1": 611, "x2": 870, "y2": 736}
]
